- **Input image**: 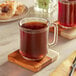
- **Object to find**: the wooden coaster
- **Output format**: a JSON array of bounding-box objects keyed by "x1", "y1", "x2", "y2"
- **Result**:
[
  {"x1": 60, "y1": 28, "x2": 76, "y2": 39},
  {"x1": 8, "y1": 49, "x2": 59, "y2": 72},
  {"x1": 50, "y1": 51, "x2": 76, "y2": 76},
  {"x1": 50, "y1": 25, "x2": 76, "y2": 39}
]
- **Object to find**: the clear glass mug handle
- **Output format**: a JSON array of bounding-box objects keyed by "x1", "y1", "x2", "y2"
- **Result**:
[{"x1": 48, "y1": 23, "x2": 58, "y2": 46}]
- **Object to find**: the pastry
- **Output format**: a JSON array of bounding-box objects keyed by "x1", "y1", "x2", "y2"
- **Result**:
[
  {"x1": 15, "y1": 4, "x2": 26, "y2": 15},
  {"x1": 0, "y1": 1, "x2": 26, "y2": 20},
  {"x1": 0, "y1": 1, "x2": 17, "y2": 20}
]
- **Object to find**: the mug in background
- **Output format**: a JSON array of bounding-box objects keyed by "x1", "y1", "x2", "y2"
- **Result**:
[
  {"x1": 19, "y1": 17, "x2": 58, "y2": 61},
  {"x1": 58, "y1": 0, "x2": 76, "y2": 28}
]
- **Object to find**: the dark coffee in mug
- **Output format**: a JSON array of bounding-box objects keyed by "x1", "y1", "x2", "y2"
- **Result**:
[{"x1": 20, "y1": 22, "x2": 48, "y2": 60}]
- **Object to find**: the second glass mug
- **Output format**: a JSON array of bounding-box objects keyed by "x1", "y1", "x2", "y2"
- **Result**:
[
  {"x1": 58, "y1": 0, "x2": 76, "y2": 28},
  {"x1": 19, "y1": 17, "x2": 58, "y2": 61}
]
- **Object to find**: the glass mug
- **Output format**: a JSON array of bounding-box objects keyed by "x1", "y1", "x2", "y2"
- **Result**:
[
  {"x1": 58, "y1": 0, "x2": 76, "y2": 28},
  {"x1": 19, "y1": 17, "x2": 58, "y2": 61}
]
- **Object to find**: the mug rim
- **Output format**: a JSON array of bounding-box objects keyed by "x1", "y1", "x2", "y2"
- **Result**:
[
  {"x1": 59, "y1": 0, "x2": 76, "y2": 3},
  {"x1": 19, "y1": 17, "x2": 49, "y2": 33}
]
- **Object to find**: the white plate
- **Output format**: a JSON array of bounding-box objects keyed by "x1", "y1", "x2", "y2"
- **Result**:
[{"x1": 0, "y1": 6, "x2": 28, "y2": 22}]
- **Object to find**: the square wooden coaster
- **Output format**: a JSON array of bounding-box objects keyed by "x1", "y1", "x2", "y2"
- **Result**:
[{"x1": 8, "y1": 49, "x2": 58, "y2": 72}]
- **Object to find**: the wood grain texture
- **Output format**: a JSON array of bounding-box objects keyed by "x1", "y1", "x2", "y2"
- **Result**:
[
  {"x1": 50, "y1": 51, "x2": 76, "y2": 76},
  {"x1": 8, "y1": 50, "x2": 58, "y2": 72}
]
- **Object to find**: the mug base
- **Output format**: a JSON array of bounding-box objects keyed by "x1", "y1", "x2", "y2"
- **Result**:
[{"x1": 19, "y1": 50, "x2": 45, "y2": 61}]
